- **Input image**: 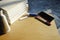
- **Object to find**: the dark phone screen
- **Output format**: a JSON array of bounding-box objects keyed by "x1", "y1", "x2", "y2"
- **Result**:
[{"x1": 38, "y1": 12, "x2": 54, "y2": 22}]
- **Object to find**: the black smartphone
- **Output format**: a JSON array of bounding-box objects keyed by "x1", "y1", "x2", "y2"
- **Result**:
[
  {"x1": 35, "y1": 12, "x2": 54, "y2": 26},
  {"x1": 38, "y1": 12, "x2": 54, "y2": 22}
]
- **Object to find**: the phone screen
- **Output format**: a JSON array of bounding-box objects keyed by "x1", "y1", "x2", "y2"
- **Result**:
[{"x1": 38, "y1": 12, "x2": 54, "y2": 22}]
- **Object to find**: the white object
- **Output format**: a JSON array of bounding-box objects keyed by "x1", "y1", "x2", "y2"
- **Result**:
[
  {"x1": 0, "y1": 0, "x2": 28, "y2": 24},
  {"x1": 19, "y1": 16, "x2": 28, "y2": 20}
]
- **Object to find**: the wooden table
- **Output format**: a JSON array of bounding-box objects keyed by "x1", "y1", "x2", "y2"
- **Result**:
[{"x1": 0, "y1": 17, "x2": 60, "y2": 40}]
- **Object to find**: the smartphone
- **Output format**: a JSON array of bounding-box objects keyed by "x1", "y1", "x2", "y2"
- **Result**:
[
  {"x1": 38, "y1": 12, "x2": 54, "y2": 22},
  {"x1": 35, "y1": 12, "x2": 54, "y2": 26}
]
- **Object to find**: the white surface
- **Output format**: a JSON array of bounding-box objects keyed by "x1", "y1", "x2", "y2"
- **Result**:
[{"x1": 0, "y1": 0, "x2": 26, "y2": 7}]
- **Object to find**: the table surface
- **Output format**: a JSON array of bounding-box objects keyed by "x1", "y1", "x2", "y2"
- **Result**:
[{"x1": 0, "y1": 17, "x2": 60, "y2": 40}]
